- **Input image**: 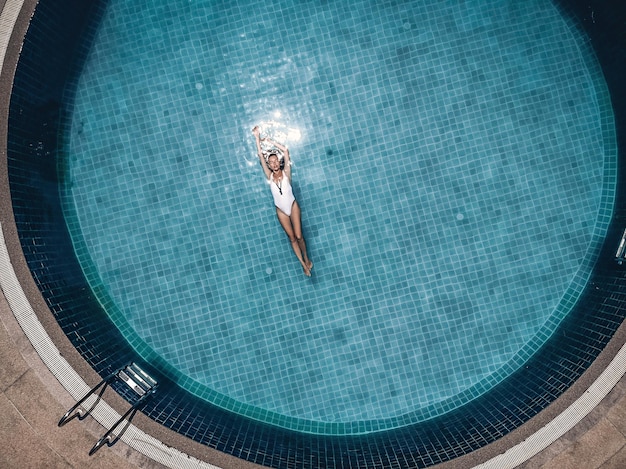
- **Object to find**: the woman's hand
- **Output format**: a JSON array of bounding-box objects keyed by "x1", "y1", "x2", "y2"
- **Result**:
[{"x1": 252, "y1": 126, "x2": 260, "y2": 137}]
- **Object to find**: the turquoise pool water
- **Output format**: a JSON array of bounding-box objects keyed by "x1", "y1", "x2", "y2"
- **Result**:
[{"x1": 60, "y1": 0, "x2": 616, "y2": 434}]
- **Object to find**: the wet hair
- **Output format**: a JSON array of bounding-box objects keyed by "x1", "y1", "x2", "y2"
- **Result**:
[{"x1": 266, "y1": 152, "x2": 285, "y2": 170}]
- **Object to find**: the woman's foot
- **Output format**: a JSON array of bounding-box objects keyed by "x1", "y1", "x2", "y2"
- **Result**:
[{"x1": 302, "y1": 262, "x2": 312, "y2": 277}]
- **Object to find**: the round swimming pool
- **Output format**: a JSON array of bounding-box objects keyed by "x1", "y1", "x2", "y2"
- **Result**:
[
  {"x1": 58, "y1": 0, "x2": 616, "y2": 435},
  {"x1": 5, "y1": 0, "x2": 626, "y2": 467}
]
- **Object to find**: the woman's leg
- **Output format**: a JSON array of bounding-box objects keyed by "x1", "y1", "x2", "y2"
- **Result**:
[
  {"x1": 288, "y1": 202, "x2": 312, "y2": 271},
  {"x1": 276, "y1": 205, "x2": 311, "y2": 276}
]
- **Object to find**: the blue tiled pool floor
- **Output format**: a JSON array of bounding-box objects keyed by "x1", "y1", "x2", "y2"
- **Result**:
[{"x1": 60, "y1": 0, "x2": 616, "y2": 434}]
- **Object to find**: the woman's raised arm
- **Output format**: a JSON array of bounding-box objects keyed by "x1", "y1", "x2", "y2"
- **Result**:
[{"x1": 252, "y1": 126, "x2": 272, "y2": 179}]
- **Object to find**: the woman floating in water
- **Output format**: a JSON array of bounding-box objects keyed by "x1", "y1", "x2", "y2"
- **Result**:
[{"x1": 252, "y1": 126, "x2": 313, "y2": 277}]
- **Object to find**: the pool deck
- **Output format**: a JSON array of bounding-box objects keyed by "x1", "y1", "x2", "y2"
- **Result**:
[
  {"x1": 2, "y1": 281, "x2": 626, "y2": 469},
  {"x1": 0, "y1": 287, "x2": 164, "y2": 469}
]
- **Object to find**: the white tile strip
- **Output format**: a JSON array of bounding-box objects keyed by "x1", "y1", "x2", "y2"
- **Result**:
[
  {"x1": 0, "y1": 0, "x2": 23, "y2": 74},
  {"x1": 475, "y1": 346, "x2": 626, "y2": 469}
]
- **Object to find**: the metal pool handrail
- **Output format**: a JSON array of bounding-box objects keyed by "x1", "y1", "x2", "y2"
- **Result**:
[{"x1": 58, "y1": 362, "x2": 158, "y2": 455}]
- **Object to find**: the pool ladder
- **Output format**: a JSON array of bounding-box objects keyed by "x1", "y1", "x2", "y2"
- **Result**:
[
  {"x1": 615, "y1": 228, "x2": 626, "y2": 265},
  {"x1": 58, "y1": 362, "x2": 157, "y2": 455}
]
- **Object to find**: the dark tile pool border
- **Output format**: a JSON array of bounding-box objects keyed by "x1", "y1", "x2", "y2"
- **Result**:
[{"x1": 2, "y1": 0, "x2": 626, "y2": 468}]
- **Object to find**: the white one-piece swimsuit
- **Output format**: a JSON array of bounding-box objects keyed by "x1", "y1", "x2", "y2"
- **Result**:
[{"x1": 269, "y1": 173, "x2": 296, "y2": 216}]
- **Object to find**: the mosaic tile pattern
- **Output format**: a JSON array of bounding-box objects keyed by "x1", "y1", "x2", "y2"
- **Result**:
[{"x1": 60, "y1": 0, "x2": 616, "y2": 434}]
